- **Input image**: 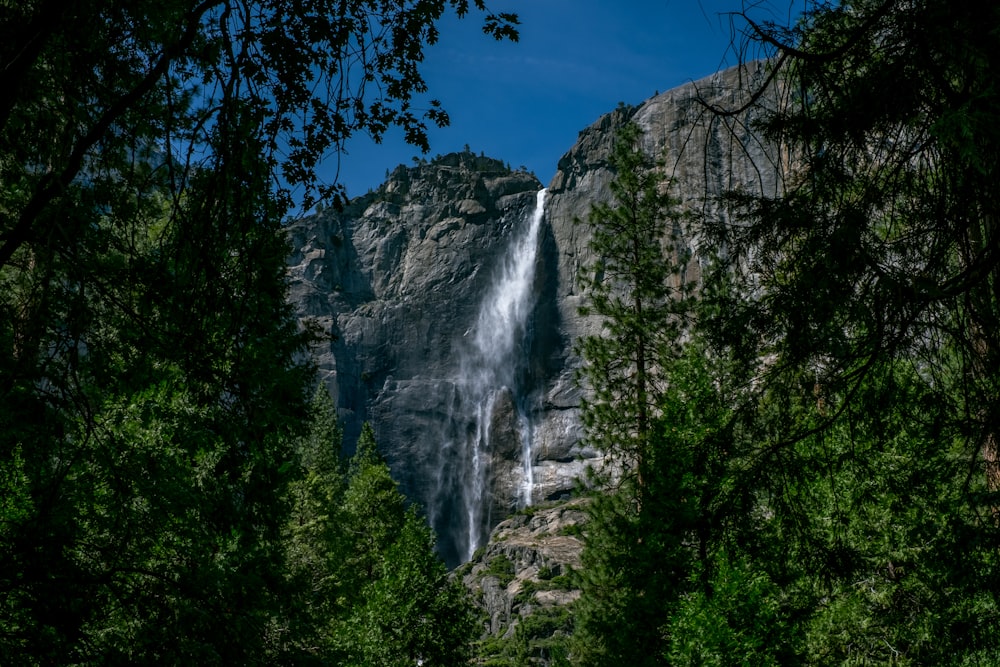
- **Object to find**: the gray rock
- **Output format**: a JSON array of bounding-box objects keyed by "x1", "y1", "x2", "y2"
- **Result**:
[
  {"x1": 288, "y1": 152, "x2": 556, "y2": 566},
  {"x1": 544, "y1": 60, "x2": 785, "y2": 354},
  {"x1": 286, "y1": 65, "x2": 783, "y2": 567},
  {"x1": 459, "y1": 499, "x2": 587, "y2": 640}
]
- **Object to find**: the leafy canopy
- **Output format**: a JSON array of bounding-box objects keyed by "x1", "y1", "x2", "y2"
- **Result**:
[{"x1": 0, "y1": 1, "x2": 516, "y2": 662}]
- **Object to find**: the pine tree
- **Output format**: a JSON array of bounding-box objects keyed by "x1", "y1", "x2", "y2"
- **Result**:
[
  {"x1": 0, "y1": 1, "x2": 518, "y2": 661},
  {"x1": 282, "y1": 386, "x2": 348, "y2": 661},
  {"x1": 335, "y1": 424, "x2": 478, "y2": 666},
  {"x1": 689, "y1": 0, "x2": 1000, "y2": 661},
  {"x1": 572, "y1": 121, "x2": 699, "y2": 666},
  {"x1": 575, "y1": 120, "x2": 687, "y2": 484}
]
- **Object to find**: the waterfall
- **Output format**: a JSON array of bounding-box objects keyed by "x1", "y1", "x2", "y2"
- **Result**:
[
  {"x1": 468, "y1": 188, "x2": 547, "y2": 514},
  {"x1": 430, "y1": 188, "x2": 547, "y2": 565}
]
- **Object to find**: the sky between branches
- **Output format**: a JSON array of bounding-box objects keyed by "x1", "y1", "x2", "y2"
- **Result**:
[{"x1": 324, "y1": 0, "x2": 805, "y2": 200}]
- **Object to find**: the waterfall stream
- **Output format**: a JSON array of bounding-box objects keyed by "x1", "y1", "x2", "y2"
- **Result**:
[{"x1": 431, "y1": 188, "x2": 547, "y2": 564}]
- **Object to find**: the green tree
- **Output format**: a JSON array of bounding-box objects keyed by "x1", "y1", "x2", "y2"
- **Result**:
[
  {"x1": 0, "y1": 147, "x2": 313, "y2": 662},
  {"x1": 666, "y1": 550, "x2": 795, "y2": 667},
  {"x1": 572, "y1": 121, "x2": 703, "y2": 667},
  {"x1": 575, "y1": 120, "x2": 687, "y2": 483},
  {"x1": 690, "y1": 0, "x2": 1000, "y2": 662},
  {"x1": 572, "y1": 333, "x2": 770, "y2": 667},
  {"x1": 280, "y1": 401, "x2": 477, "y2": 665},
  {"x1": 281, "y1": 385, "x2": 348, "y2": 661},
  {"x1": 334, "y1": 424, "x2": 478, "y2": 666},
  {"x1": 573, "y1": 3, "x2": 1000, "y2": 665},
  {"x1": 710, "y1": 0, "x2": 1000, "y2": 503}
]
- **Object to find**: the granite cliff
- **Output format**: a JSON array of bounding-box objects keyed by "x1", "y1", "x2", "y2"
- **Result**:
[
  {"x1": 286, "y1": 153, "x2": 580, "y2": 567},
  {"x1": 286, "y1": 62, "x2": 784, "y2": 567}
]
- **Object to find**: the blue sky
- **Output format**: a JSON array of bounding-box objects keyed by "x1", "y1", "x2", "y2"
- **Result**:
[{"x1": 325, "y1": 1, "x2": 803, "y2": 199}]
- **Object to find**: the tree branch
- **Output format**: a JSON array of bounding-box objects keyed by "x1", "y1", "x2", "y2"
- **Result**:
[{"x1": 0, "y1": 0, "x2": 225, "y2": 271}]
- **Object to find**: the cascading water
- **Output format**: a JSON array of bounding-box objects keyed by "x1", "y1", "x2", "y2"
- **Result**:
[
  {"x1": 469, "y1": 188, "x2": 547, "y2": 509},
  {"x1": 428, "y1": 188, "x2": 547, "y2": 565}
]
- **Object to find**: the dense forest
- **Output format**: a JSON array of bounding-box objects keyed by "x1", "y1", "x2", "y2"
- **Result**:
[
  {"x1": 564, "y1": 1, "x2": 1000, "y2": 664},
  {"x1": 2, "y1": 0, "x2": 999, "y2": 665},
  {"x1": 0, "y1": 1, "x2": 512, "y2": 662}
]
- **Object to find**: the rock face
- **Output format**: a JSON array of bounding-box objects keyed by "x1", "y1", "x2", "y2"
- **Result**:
[
  {"x1": 287, "y1": 153, "x2": 583, "y2": 567},
  {"x1": 544, "y1": 60, "x2": 785, "y2": 367},
  {"x1": 459, "y1": 499, "x2": 586, "y2": 639},
  {"x1": 286, "y1": 64, "x2": 783, "y2": 567}
]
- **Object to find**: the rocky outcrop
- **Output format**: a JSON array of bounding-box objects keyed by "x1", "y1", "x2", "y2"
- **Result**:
[
  {"x1": 287, "y1": 152, "x2": 582, "y2": 566},
  {"x1": 287, "y1": 154, "x2": 543, "y2": 412},
  {"x1": 459, "y1": 499, "x2": 586, "y2": 638}
]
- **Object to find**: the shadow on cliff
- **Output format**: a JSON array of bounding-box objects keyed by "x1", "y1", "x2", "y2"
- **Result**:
[{"x1": 525, "y1": 208, "x2": 566, "y2": 407}]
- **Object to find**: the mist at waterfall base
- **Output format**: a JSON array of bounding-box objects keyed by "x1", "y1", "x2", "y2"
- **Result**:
[{"x1": 424, "y1": 189, "x2": 548, "y2": 567}]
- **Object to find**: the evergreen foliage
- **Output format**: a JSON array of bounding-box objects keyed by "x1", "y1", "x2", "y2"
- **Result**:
[
  {"x1": 575, "y1": 120, "x2": 688, "y2": 480},
  {"x1": 0, "y1": 1, "x2": 514, "y2": 662},
  {"x1": 283, "y1": 397, "x2": 480, "y2": 664},
  {"x1": 281, "y1": 386, "x2": 348, "y2": 661},
  {"x1": 571, "y1": 1, "x2": 1000, "y2": 665},
  {"x1": 701, "y1": 0, "x2": 1000, "y2": 661},
  {"x1": 9, "y1": 0, "x2": 1000, "y2": 663},
  {"x1": 331, "y1": 422, "x2": 478, "y2": 666},
  {"x1": 479, "y1": 604, "x2": 574, "y2": 667},
  {"x1": 572, "y1": 122, "x2": 701, "y2": 666}
]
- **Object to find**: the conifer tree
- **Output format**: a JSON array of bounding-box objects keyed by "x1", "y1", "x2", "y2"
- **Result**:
[
  {"x1": 335, "y1": 424, "x2": 478, "y2": 666},
  {"x1": 575, "y1": 120, "x2": 687, "y2": 484},
  {"x1": 687, "y1": 0, "x2": 1000, "y2": 662},
  {"x1": 572, "y1": 121, "x2": 697, "y2": 666},
  {"x1": 282, "y1": 386, "x2": 348, "y2": 661},
  {"x1": 0, "y1": 1, "x2": 518, "y2": 661}
]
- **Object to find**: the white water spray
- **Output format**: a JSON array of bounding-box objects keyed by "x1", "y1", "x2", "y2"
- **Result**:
[
  {"x1": 469, "y1": 188, "x2": 547, "y2": 514},
  {"x1": 431, "y1": 188, "x2": 547, "y2": 564}
]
